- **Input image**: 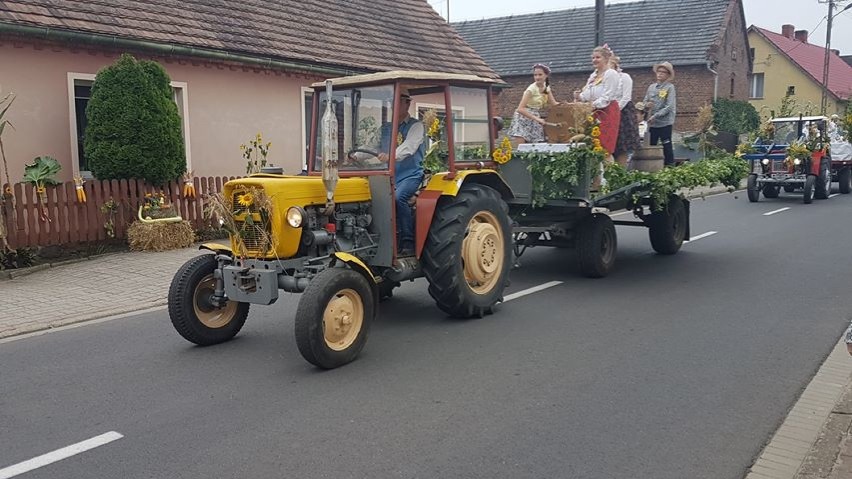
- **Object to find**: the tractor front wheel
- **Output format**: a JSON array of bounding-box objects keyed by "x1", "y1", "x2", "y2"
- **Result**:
[
  {"x1": 815, "y1": 163, "x2": 831, "y2": 200},
  {"x1": 422, "y1": 184, "x2": 512, "y2": 318},
  {"x1": 746, "y1": 175, "x2": 760, "y2": 202},
  {"x1": 803, "y1": 175, "x2": 816, "y2": 204},
  {"x1": 168, "y1": 254, "x2": 250, "y2": 346},
  {"x1": 295, "y1": 268, "x2": 373, "y2": 369}
]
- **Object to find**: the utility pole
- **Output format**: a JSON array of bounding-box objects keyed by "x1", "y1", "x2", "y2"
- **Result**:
[
  {"x1": 446, "y1": 0, "x2": 450, "y2": 23},
  {"x1": 820, "y1": 0, "x2": 835, "y2": 115},
  {"x1": 595, "y1": 0, "x2": 605, "y2": 47}
]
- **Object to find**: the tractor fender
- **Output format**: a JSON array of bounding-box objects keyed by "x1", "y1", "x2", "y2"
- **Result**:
[
  {"x1": 414, "y1": 170, "x2": 514, "y2": 257},
  {"x1": 199, "y1": 243, "x2": 233, "y2": 255},
  {"x1": 332, "y1": 252, "x2": 380, "y2": 309}
]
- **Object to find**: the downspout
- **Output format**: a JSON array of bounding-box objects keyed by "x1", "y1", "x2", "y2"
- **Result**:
[
  {"x1": 0, "y1": 22, "x2": 363, "y2": 77},
  {"x1": 706, "y1": 61, "x2": 719, "y2": 101}
]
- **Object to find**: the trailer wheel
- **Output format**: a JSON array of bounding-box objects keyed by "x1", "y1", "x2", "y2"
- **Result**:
[
  {"x1": 576, "y1": 214, "x2": 617, "y2": 278},
  {"x1": 168, "y1": 254, "x2": 250, "y2": 346},
  {"x1": 422, "y1": 184, "x2": 512, "y2": 318},
  {"x1": 815, "y1": 163, "x2": 831, "y2": 199},
  {"x1": 648, "y1": 197, "x2": 687, "y2": 255},
  {"x1": 762, "y1": 184, "x2": 780, "y2": 198},
  {"x1": 803, "y1": 175, "x2": 815, "y2": 204},
  {"x1": 746, "y1": 174, "x2": 760, "y2": 202},
  {"x1": 783, "y1": 185, "x2": 797, "y2": 193},
  {"x1": 839, "y1": 167, "x2": 851, "y2": 194},
  {"x1": 295, "y1": 268, "x2": 373, "y2": 369}
]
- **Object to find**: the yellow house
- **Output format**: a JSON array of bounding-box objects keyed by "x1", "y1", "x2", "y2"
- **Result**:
[{"x1": 748, "y1": 24, "x2": 851, "y2": 118}]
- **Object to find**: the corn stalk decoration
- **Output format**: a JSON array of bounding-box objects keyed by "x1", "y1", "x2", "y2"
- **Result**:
[
  {"x1": 23, "y1": 156, "x2": 61, "y2": 222},
  {"x1": 0, "y1": 92, "x2": 15, "y2": 251}
]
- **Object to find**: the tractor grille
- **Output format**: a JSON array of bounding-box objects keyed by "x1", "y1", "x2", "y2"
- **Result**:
[{"x1": 234, "y1": 220, "x2": 270, "y2": 253}]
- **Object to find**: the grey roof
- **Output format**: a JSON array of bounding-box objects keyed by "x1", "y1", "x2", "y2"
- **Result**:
[
  {"x1": 452, "y1": 0, "x2": 732, "y2": 76},
  {"x1": 843, "y1": 55, "x2": 852, "y2": 68}
]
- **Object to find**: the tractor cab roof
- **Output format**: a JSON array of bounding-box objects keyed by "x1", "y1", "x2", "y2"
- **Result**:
[
  {"x1": 310, "y1": 70, "x2": 504, "y2": 90},
  {"x1": 770, "y1": 116, "x2": 828, "y2": 123}
]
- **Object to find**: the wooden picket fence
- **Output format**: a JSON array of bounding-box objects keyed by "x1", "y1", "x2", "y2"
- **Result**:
[{"x1": 1, "y1": 176, "x2": 237, "y2": 249}]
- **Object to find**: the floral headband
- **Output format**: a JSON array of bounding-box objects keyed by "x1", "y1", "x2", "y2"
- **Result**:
[{"x1": 532, "y1": 63, "x2": 551, "y2": 75}]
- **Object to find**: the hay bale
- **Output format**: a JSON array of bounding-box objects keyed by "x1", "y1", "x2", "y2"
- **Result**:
[{"x1": 127, "y1": 220, "x2": 195, "y2": 252}]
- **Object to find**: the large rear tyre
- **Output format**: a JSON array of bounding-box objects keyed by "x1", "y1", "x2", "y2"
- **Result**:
[
  {"x1": 576, "y1": 214, "x2": 617, "y2": 278},
  {"x1": 746, "y1": 174, "x2": 760, "y2": 202},
  {"x1": 762, "y1": 184, "x2": 780, "y2": 198},
  {"x1": 815, "y1": 162, "x2": 831, "y2": 199},
  {"x1": 839, "y1": 167, "x2": 851, "y2": 194},
  {"x1": 295, "y1": 268, "x2": 373, "y2": 369},
  {"x1": 422, "y1": 184, "x2": 512, "y2": 318},
  {"x1": 648, "y1": 196, "x2": 688, "y2": 255},
  {"x1": 803, "y1": 175, "x2": 815, "y2": 204},
  {"x1": 168, "y1": 254, "x2": 250, "y2": 346}
]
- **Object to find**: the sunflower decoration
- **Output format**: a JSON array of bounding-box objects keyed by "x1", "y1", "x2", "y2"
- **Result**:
[
  {"x1": 237, "y1": 192, "x2": 254, "y2": 208},
  {"x1": 492, "y1": 136, "x2": 513, "y2": 164},
  {"x1": 658, "y1": 89, "x2": 668, "y2": 99}
]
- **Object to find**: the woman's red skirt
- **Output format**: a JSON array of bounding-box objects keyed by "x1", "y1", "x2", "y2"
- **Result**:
[{"x1": 594, "y1": 102, "x2": 621, "y2": 155}]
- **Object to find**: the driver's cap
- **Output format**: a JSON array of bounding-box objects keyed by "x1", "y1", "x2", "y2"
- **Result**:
[{"x1": 400, "y1": 87, "x2": 412, "y2": 101}]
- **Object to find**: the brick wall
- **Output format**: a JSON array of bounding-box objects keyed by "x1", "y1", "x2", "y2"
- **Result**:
[{"x1": 494, "y1": 65, "x2": 717, "y2": 131}]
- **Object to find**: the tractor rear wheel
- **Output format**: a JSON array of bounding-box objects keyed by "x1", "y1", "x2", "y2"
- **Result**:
[
  {"x1": 839, "y1": 168, "x2": 851, "y2": 194},
  {"x1": 422, "y1": 184, "x2": 512, "y2": 318},
  {"x1": 295, "y1": 267, "x2": 373, "y2": 369},
  {"x1": 576, "y1": 214, "x2": 617, "y2": 278},
  {"x1": 648, "y1": 196, "x2": 688, "y2": 255},
  {"x1": 168, "y1": 254, "x2": 250, "y2": 346},
  {"x1": 746, "y1": 175, "x2": 760, "y2": 202}
]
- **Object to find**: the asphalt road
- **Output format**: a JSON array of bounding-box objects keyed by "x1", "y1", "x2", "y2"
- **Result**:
[{"x1": 2, "y1": 187, "x2": 851, "y2": 479}]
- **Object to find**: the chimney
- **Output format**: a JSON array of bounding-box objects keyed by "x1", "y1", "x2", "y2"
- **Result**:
[
  {"x1": 794, "y1": 30, "x2": 808, "y2": 43},
  {"x1": 831, "y1": 49, "x2": 840, "y2": 56},
  {"x1": 781, "y1": 24, "x2": 795, "y2": 38}
]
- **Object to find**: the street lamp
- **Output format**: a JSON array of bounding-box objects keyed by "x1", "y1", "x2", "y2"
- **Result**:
[{"x1": 821, "y1": 1, "x2": 852, "y2": 115}]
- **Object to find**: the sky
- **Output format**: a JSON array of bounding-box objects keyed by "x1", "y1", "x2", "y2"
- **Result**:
[{"x1": 430, "y1": 0, "x2": 852, "y2": 55}]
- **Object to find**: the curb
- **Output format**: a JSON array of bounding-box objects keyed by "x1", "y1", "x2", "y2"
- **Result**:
[
  {"x1": 0, "y1": 251, "x2": 125, "y2": 281},
  {"x1": 0, "y1": 301, "x2": 167, "y2": 341}
]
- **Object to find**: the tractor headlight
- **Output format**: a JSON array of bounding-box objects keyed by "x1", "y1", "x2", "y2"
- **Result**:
[
  {"x1": 793, "y1": 158, "x2": 802, "y2": 165},
  {"x1": 286, "y1": 206, "x2": 306, "y2": 228},
  {"x1": 761, "y1": 159, "x2": 770, "y2": 165}
]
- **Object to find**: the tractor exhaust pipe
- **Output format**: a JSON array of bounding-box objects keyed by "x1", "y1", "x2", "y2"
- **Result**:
[{"x1": 321, "y1": 80, "x2": 339, "y2": 216}]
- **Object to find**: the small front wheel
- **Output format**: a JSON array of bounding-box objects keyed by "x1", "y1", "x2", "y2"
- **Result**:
[
  {"x1": 803, "y1": 175, "x2": 816, "y2": 204},
  {"x1": 295, "y1": 268, "x2": 374, "y2": 369},
  {"x1": 168, "y1": 254, "x2": 250, "y2": 346},
  {"x1": 762, "y1": 184, "x2": 780, "y2": 199},
  {"x1": 746, "y1": 175, "x2": 760, "y2": 202}
]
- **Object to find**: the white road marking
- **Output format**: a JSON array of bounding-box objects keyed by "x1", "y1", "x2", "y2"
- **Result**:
[
  {"x1": 829, "y1": 193, "x2": 839, "y2": 198},
  {"x1": 684, "y1": 231, "x2": 717, "y2": 243},
  {"x1": 0, "y1": 431, "x2": 123, "y2": 479},
  {"x1": 763, "y1": 207, "x2": 790, "y2": 216},
  {"x1": 503, "y1": 281, "x2": 562, "y2": 302}
]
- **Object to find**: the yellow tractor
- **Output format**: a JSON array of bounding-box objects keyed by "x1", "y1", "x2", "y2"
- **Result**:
[{"x1": 168, "y1": 71, "x2": 514, "y2": 369}]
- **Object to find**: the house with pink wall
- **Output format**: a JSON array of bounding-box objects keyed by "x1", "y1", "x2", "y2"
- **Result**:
[{"x1": 0, "y1": 0, "x2": 495, "y2": 183}]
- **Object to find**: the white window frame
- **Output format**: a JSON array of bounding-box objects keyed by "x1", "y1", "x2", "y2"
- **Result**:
[
  {"x1": 300, "y1": 86, "x2": 313, "y2": 171},
  {"x1": 67, "y1": 72, "x2": 192, "y2": 178},
  {"x1": 750, "y1": 73, "x2": 765, "y2": 99}
]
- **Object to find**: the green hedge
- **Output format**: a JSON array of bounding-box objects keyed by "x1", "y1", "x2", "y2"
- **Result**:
[
  {"x1": 84, "y1": 54, "x2": 185, "y2": 185},
  {"x1": 712, "y1": 98, "x2": 760, "y2": 136}
]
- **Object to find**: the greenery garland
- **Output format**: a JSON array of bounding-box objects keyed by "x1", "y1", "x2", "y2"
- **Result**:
[
  {"x1": 515, "y1": 148, "x2": 605, "y2": 208},
  {"x1": 602, "y1": 153, "x2": 750, "y2": 208}
]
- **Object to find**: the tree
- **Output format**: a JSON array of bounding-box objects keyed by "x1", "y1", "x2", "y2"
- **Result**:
[
  {"x1": 712, "y1": 98, "x2": 760, "y2": 135},
  {"x1": 84, "y1": 54, "x2": 185, "y2": 185}
]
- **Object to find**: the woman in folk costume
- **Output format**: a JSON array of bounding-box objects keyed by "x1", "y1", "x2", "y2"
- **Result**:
[
  {"x1": 574, "y1": 45, "x2": 621, "y2": 159},
  {"x1": 507, "y1": 63, "x2": 558, "y2": 144},
  {"x1": 610, "y1": 55, "x2": 641, "y2": 167}
]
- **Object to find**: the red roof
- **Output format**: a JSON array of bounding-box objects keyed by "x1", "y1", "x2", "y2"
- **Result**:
[{"x1": 753, "y1": 26, "x2": 852, "y2": 101}]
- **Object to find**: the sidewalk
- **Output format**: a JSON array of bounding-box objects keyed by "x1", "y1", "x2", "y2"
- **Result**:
[
  {"x1": 0, "y1": 246, "x2": 202, "y2": 338},
  {"x1": 7, "y1": 183, "x2": 851, "y2": 477}
]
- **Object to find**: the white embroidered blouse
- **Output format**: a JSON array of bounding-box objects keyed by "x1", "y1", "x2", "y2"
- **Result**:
[{"x1": 579, "y1": 68, "x2": 621, "y2": 109}]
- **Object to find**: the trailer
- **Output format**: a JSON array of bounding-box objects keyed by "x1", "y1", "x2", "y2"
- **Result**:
[{"x1": 501, "y1": 144, "x2": 690, "y2": 278}]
